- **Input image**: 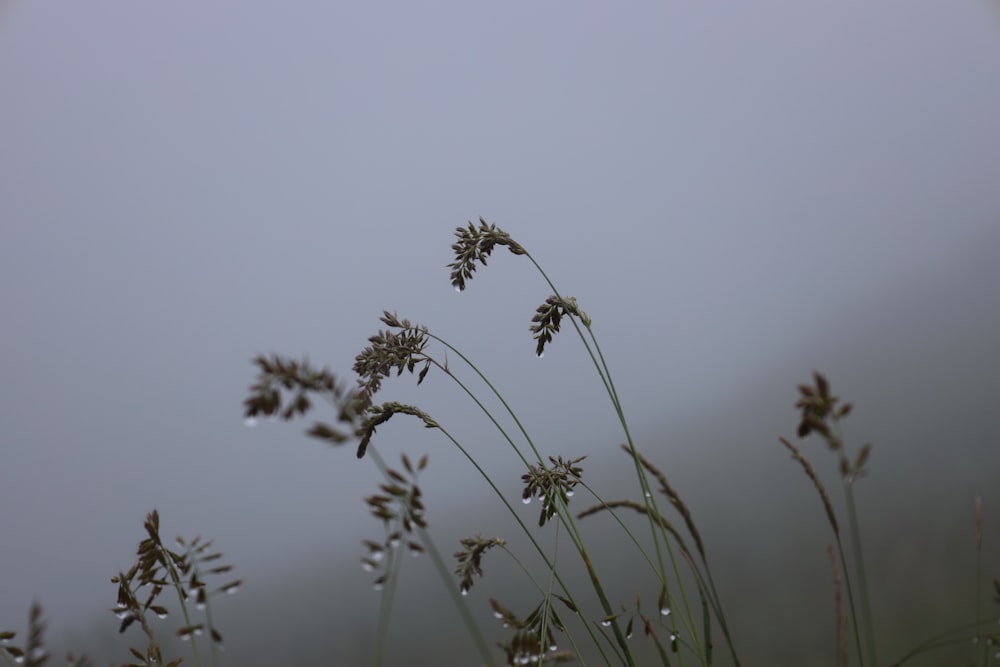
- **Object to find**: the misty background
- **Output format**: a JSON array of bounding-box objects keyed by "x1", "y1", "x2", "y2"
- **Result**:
[{"x1": 2, "y1": 1, "x2": 1000, "y2": 665}]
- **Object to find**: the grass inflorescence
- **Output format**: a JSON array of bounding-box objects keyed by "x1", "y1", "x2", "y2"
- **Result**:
[
  {"x1": 4, "y1": 219, "x2": 998, "y2": 667},
  {"x1": 238, "y1": 218, "x2": 1000, "y2": 666},
  {"x1": 2, "y1": 512, "x2": 238, "y2": 667}
]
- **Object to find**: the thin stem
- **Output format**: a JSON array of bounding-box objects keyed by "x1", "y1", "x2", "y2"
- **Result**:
[
  {"x1": 894, "y1": 617, "x2": 1000, "y2": 665},
  {"x1": 492, "y1": 540, "x2": 591, "y2": 667},
  {"x1": 831, "y1": 535, "x2": 865, "y2": 667},
  {"x1": 536, "y1": 522, "x2": 584, "y2": 667},
  {"x1": 976, "y1": 497, "x2": 986, "y2": 666},
  {"x1": 409, "y1": 341, "x2": 633, "y2": 662},
  {"x1": 367, "y1": 446, "x2": 499, "y2": 667},
  {"x1": 199, "y1": 587, "x2": 221, "y2": 667},
  {"x1": 574, "y1": 484, "x2": 698, "y2": 663},
  {"x1": 844, "y1": 483, "x2": 876, "y2": 667},
  {"x1": 423, "y1": 334, "x2": 541, "y2": 467},
  {"x1": 372, "y1": 533, "x2": 402, "y2": 667},
  {"x1": 158, "y1": 548, "x2": 202, "y2": 667},
  {"x1": 440, "y1": 422, "x2": 618, "y2": 663},
  {"x1": 521, "y1": 253, "x2": 713, "y2": 663}
]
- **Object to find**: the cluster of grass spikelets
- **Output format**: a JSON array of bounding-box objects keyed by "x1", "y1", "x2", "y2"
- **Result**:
[
  {"x1": 781, "y1": 372, "x2": 1000, "y2": 666},
  {"x1": 111, "y1": 510, "x2": 240, "y2": 667},
  {"x1": 2, "y1": 512, "x2": 238, "y2": 667},
  {"x1": 0, "y1": 603, "x2": 90, "y2": 667},
  {"x1": 243, "y1": 218, "x2": 1000, "y2": 667},
  {"x1": 243, "y1": 219, "x2": 740, "y2": 666},
  {"x1": 5, "y1": 220, "x2": 996, "y2": 667}
]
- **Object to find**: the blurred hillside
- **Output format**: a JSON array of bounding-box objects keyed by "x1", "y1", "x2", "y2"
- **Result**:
[{"x1": 35, "y1": 225, "x2": 1000, "y2": 666}]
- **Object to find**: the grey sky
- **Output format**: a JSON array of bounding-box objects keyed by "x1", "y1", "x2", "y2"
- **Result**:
[{"x1": 2, "y1": 1, "x2": 999, "y2": 663}]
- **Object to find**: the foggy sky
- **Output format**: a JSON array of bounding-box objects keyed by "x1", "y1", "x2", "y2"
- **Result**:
[{"x1": 2, "y1": 1, "x2": 1000, "y2": 663}]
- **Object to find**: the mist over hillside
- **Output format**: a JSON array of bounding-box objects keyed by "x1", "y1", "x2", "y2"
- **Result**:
[
  {"x1": 44, "y1": 226, "x2": 1000, "y2": 666},
  {"x1": 4, "y1": 2, "x2": 999, "y2": 665}
]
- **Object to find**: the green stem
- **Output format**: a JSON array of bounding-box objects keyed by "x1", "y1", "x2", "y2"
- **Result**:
[
  {"x1": 372, "y1": 532, "x2": 403, "y2": 667},
  {"x1": 412, "y1": 340, "x2": 632, "y2": 662},
  {"x1": 844, "y1": 483, "x2": 876, "y2": 667},
  {"x1": 157, "y1": 544, "x2": 202, "y2": 667},
  {"x1": 976, "y1": 516, "x2": 986, "y2": 667},
  {"x1": 522, "y1": 253, "x2": 716, "y2": 664},
  {"x1": 831, "y1": 535, "x2": 865, "y2": 667},
  {"x1": 194, "y1": 574, "x2": 221, "y2": 667},
  {"x1": 368, "y1": 446, "x2": 499, "y2": 667},
  {"x1": 428, "y1": 416, "x2": 619, "y2": 664},
  {"x1": 893, "y1": 617, "x2": 1000, "y2": 665}
]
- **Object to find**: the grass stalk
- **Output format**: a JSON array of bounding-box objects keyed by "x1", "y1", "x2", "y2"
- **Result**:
[
  {"x1": 409, "y1": 339, "x2": 636, "y2": 662},
  {"x1": 520, "y1": 253, "x2": 712, "y2": 664},
  {"x1": 844, "y1": 481, "x2": 876, "y2": 667},
  {"x1": 228, "y1": 221, "x2": 1000, "y2": 667},
  {"x1": 367, "y1": 445, "x2": 499, "y2": 667}
]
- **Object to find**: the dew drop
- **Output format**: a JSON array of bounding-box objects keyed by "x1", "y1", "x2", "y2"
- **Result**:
[
  {"x1": 600, "y1": 620, "x2": 612, "y2": 627},
  {"x1": 371, "y1": 551, "x2": 385, "y2": 562},
  {"x1": 522, "y1": 496, "x2": 532, "y2": 505},
  {"x1": 196, "y1": 602, "x2": 206, "y2": 611},
  {"x1": 454, "y1": 285, "x2": 463, "y2": 293},
  {"x1": 461, "y1": 589, "x2": 468, "y2": 596},
  {"x1": 660, "y1": 607, "x2": 671, "y2": 617},
  {"x1": 243, "y1": 417, "x2": 258, "y2": 428},
  {"x1": 644, "y1": 491, "x2": 652, "y2": 498},
  {"x1": 362, "y1": 562, "x2": 375, "y2": 572},
  {"x1": 373, "y1": 582, "x2": 384, "y2": 592},
  {"x1": 565, "y1": 490, "x2": 575, "y2": 497},
  {"x1": 494, "y1": 612, "x2": 504, "y2": 619},
  {"x1": 13, "y1": 656, "x2": 25, "y2": 664},
  {"x1": 670, "y1": 633, "x2": 677, "y2": 641},
  {"x1": 114, "y1": 610, "x2": 130, "y2": 619},
  {"x1": 156, "y1": 612, "x2": 168, "y2": 619},
  {"x1": 536, "y1": 351, "x2": 544, "y2": 359},
  {"x1": 549, "y1": 644, "x2": 558, "y2": 652},
  {"x1": 225, "y1": 584, "x2": 240, "y2": 595}
]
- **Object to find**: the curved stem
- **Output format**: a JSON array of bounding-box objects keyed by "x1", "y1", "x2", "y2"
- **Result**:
[
  {"x1": 521, "y1": 252, "x2": 718, "y2": 663},
  {"x1": 408, "y1": 339, "x2": 635, "y2": 662},
  {"x1": 367, "y1": 446, "x2": 499, "y2": 667}
]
